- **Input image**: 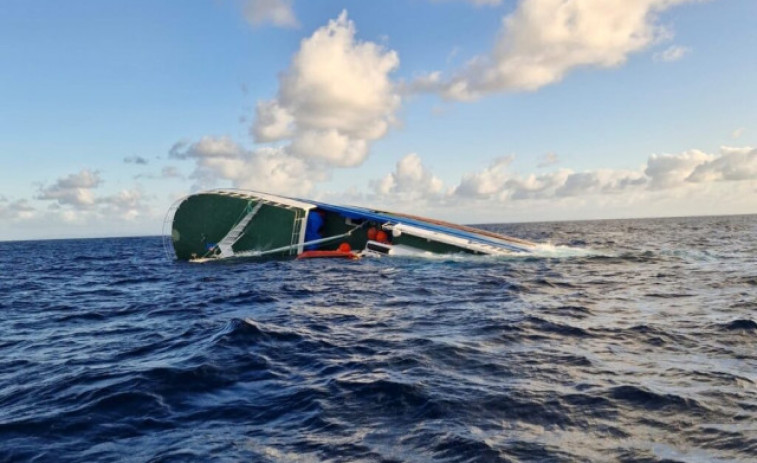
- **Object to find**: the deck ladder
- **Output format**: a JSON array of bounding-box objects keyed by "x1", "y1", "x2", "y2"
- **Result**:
[
  {"x1": 288, "y1": 209, "x2": 306, "y2": 256},
  {"x1": 217, "y1": 202, "x2": 264, "y2": 257}
]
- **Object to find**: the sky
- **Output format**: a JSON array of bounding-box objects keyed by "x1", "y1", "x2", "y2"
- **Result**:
[{"x1": 1, "y1": 0, "x2": 756, "y2": 241}]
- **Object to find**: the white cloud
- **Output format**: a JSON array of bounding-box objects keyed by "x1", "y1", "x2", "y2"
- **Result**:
[
  {"x1": 37, "y1": 170, "x2": 103, "y2": 207},
  {"x1": 644, "y1": 149, "x2": 715, "y2": 189},
  {"x1": 414, "y1": 0, "x2": 696, "y2": 100},
  {"x1": 372, "y1": 153, "x2": 445, "y2": 201},
  {"x1": 445, "y1": 145, "x2": 755, "y2": 207},
  {"x1": 170, "y1": 135, "x2": 319, "y2": 196},
  {"x1": 252, "y1": 11, "x2": 401, "y2": 167},
  {"x1": 242, "y1": 0, "x2": 298, "y2": 28},
  {"x1": 687, "y1": 146, "x2": 757, "y2": 183},
  {"x1": 197, "y1": 142, "x2": 751, "y2": 221},
  {"x1": 653, "y1": 44, "x2": 691, "y2": 62},
  {"x1": 495, "y1": 168, "x2": 645, "y2": 201},
  {"x1": 454, "y1": 156, "x2": 513, "y2": 198},
  {"x1": 97, "y1": 189, "x2": 146, "y2": 221},
  {"x1": 3, "y1": 195, "x2": 159, "y2": 240},
  {"x1": 732, "y1": 127, "x2": 745, "y2": 139},
  {"x1": 31, "y1": 170, "x2": 155, "y2": 229},
  {"x1": 506, "y1": 169, "x2": 573, "y2": 199},
  {"x1": 0, "y1": 198, "x2": 36, "y2": 221},
  {"x1": 453, "y1": 161, "x2": 617, "y2": 201},
  {"x1": 251, "y1": 100, "x2": 295, "y2": 142},
  {"x1": 564, "y1": 169, "x2": 649, "y2": 197},
  {"x1": 175, "y1": 12, "x2": 402, "y2": 197},
  {"x1": 278, "y1": 11, "x2": 399, "y2": 139},
  {"x1": 289, "y1": 129, "x2": 368, "y2": 167},
  {"x1": 603, "y1": 171, "x2": 649, "y2": 193},
  {"x1": 554, "y1": 171, "x2": 602, "y2": 197},
  {"x1": 236, "y1": 148, "x2": 318, "y2": 195},
  {"x1": 170, "y1": 137, "x2": 242, "y2": 160}
]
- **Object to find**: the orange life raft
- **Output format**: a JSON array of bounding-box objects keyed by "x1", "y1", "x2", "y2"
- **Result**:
[{"x1": 296, "y1": 250, "x2": 359, "y2": 260}]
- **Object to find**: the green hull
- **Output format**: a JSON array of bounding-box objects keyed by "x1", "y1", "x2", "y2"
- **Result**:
[{"x1": 170, "y1": 192, "x2": 306, "y2": 261}]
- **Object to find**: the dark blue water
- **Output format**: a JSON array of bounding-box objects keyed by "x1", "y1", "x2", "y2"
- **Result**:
[{"x1": 1, "y1": 215, "x2": 755, "y2": 462}]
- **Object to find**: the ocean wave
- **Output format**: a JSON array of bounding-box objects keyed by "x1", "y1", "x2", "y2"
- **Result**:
[{"x1": 2, "y1": 216, "x2": 756, "y2": 461}]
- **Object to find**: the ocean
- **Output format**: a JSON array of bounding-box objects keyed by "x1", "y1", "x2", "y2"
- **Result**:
[{"x1": 0, "y1": 215, "x2": 755, "y2": 462}]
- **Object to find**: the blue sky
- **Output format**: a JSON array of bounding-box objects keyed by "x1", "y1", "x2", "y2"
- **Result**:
[{"x1": 1, "y1": 0, "x2": 755, "y2": 240}]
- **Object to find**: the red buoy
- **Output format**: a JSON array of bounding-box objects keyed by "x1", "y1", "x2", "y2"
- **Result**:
[
  {"x1": 375, "y1": 230, "x2": 389, "y2": 243},
  {"x1": 337, "y1": 242, "x2": 352, "y2": 252}
]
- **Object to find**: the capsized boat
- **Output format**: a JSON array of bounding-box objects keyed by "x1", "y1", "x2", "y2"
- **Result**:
[{"x1": 164, "y1": 189, "x2": 537, "y2": 261}]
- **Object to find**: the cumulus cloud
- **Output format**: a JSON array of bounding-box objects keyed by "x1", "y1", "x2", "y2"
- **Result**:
[
  {"x1": 454, "y1": 157, "x2": 513, "y2": 198},
  {"x1": 687, "y1": 147, "x2": 757, "y2": 183},
  {"x1": 634, "y1": 146, "x2": 757, "y2": 190},
  {"x1": 372, "y1": 153, "x2": 445, "y2": 201},
  {"x1": 413, "y1": 0, "x2": 696, "y2": 100},
  {"x1": 252, "y1": 11, "x2": 401, "y2": 167},
  {"x1": 96, "y1": 189, "x2": 146, "y2": 221},
  {"x1": 644, "y1": 149, "x2": 715, "y2": 189},
  {"x1": 0, "y1": 198, "x2": 36, "y2": 221},
  {"x1": 506, "y1": 169, "x2": 573, "y2": 200},
  {"x1": 653, "y1": 44, "x2": 691, "y2": 62},
  {"x1": 251, "y1": 100, "x2": 295, "y2": 142},
  {"x1": 170, "y1": 135, "x2": 319, "y2": 196},
  {"x1": 554, "y1": 171, "x2": 602, "y2": 197},
  {"x1": 37, "y1": 170, "x2": 103, "y2": 207},
  {"x1": 32, "y1": 170, "x2": 154, "y2": 226},
  {"x1": 174, "y1": 12, "x2": 402, "y2": 196},
  {"x1": 327, "y1": 145, "x2": 756, "y2": 222},
  {"x1": 170, "y1": 137, "x2": 241, "y2": 160},
  {"x1": 289, "y1": 129, "x2": 369, "y2": 167},
  {"x1": 242, "y1": 0, "x2": 298, "y2": 28},
  {"x1": 443, "y1": 146, "x2": 755, "y2": 206},
  {"x1": 452, "y1": 160, "x2": 612, "y2": 201},
  {"x1": 510, "y1": 169, "x2": 646, "y2": 200}
]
